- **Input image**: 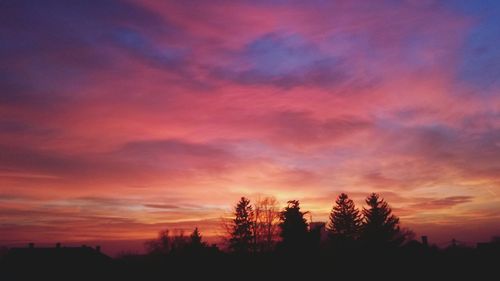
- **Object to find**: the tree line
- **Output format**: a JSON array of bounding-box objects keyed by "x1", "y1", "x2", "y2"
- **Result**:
[
  {"x1": 227, "y1": 192, "x2": 409, "y2": 253},
  {"x1": 145, "y1": 192, "x2": 411, "y2": 255},
  {"x1": 3, "y1": 193, "x2": 500, "y2": 280}
]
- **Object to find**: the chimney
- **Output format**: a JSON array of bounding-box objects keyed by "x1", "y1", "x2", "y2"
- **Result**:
[
  {"x1": 28, "y1": 243, "x2": 34, "y2": 248},
  {"x1": 95, "y1": 246, "x2": 101, "y2": 252},
  {"x1": 56, "y1": 243, "x2": 61, "y2": 248},
  {"x1": 421, "y1": 236, "x2": 428, "y2": 247}
]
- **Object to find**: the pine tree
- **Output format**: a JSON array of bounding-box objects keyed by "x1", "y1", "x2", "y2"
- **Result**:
[
  {"x1": 360, "y1": 193, "x2": 403, "y2": 247},
  {"x1": 229, "y1": 197, "x2": 254, "y2": 253},
  {"x1": 190, "y1": 227, "x2": 204, "y2": 248},
  {"x1": 328, "y1": 193, "x2": 361, "y2": 241},
  {"x1": 279, "y1": 200, "x2": 309, "y2": 250}
]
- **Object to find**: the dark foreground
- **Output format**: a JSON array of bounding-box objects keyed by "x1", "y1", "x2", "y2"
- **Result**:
[{"x1": 1, "y1": 244, "x2": 499, "y2": 281}]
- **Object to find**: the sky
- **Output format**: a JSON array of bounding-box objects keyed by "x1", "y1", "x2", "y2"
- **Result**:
[{"x1": 1, "y1": 0, "x2": 500, "y2": 253}]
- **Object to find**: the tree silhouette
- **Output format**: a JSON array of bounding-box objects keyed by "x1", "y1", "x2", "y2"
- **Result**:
[
  {"x1": 328, "y1": 193, "x2": 361, "y2": 242},
  {"x1": 279, "y1": 200, "x2": 309, "y2": 250},
  {"x1": 145, "y1": 229, "x2": 172, "y2": 255},
  {"x1": 145, "y1": 229, "x2": 190, "y2": 255},
  {"x1": 170, "y1": 231, "x2": 188, "y2": 253},
  {"x1": 360, "y1": 193, "x2": 403, "y2": 247},
  {"x1": 229, "y1": 197, "x2": 254, "y2": 253},
  {"x1": 189, "y1": 227, "x2": 205, "y2": 248},
  {"x1": 184, "y1": 227, "x2": 209, "y2": 255},
  {"x1": 253, "y1": 196, "x2": 280, "y2": 252}
]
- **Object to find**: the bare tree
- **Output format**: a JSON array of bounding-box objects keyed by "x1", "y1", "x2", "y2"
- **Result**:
[
  {"x1": 253, "y1": 196, "x2": 280, "y2": 252},
  {"x1": 145, "y1": 229, "x2": 171, "y2": 255},
  {"x1": 144, "y1": 229, "x2": 189, "y2": 255}
]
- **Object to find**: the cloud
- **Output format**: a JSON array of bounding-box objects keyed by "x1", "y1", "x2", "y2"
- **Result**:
[
  {"x1": 143, "y1": 204, "x2": 181, "y2": 210},
  {"x1": 264, "y1": 111, "x2": 373, "y2": 147},
  {"x1": 0, "y1": 138, "x2": 241, "y2": 190},
  {"x1": 211, "y1": 33, "x2": 348, "y2": 88},
  {"x1": 409, "y1": 196, "x2": 474, "y2": 210},
  {"x1": 0, "y1": 0, "x2": 190, "y2": 110},
  {"x1": 115, "y1": 139, "x2": 230, "y2": 160},
  {"x1": 106, "y1": 27, "x2": 187, "y2": 71}
]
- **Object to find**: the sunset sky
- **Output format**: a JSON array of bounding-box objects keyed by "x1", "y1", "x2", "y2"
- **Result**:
[{"x1": 1, "y1": 0, "x2": 500, "y2": 252}]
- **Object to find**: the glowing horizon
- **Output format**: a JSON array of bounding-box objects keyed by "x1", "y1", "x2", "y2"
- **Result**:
[{"x1": 1, "y1": 0, "x2": 500, "y2": 250}]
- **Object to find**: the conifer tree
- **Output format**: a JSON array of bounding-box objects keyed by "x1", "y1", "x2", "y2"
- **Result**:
[
  {"x1": 328, "y1": 193, "x2": 361, "y2": 241},
  {"x1": 360, "y1": 193, "x2": 403, "y2": 247},
  {"x1": 229, "y1": 197, "x2": 254, "y2": 253},
  {"x1": 279, "y1": 200, "x2": 309, "y2": 249},
  {"x1": 190, "y1": 227, "x2": 204, "y2": 248}
]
